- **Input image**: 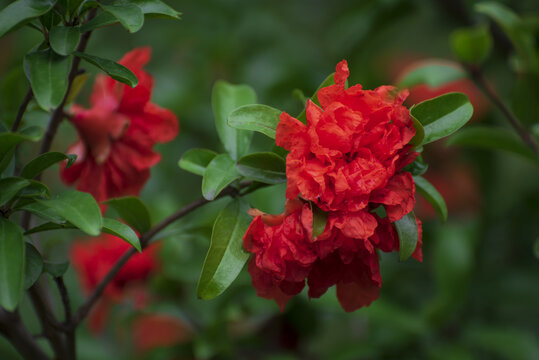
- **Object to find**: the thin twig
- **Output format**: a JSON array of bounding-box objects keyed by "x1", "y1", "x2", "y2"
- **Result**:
[
  {"x1": 466, "y1": 65, "x2": 539, "y2": 154},
  {"x1": 10, "y1": 89, "x2": 33, "y2": 132},
  {"x1": 71, "y1": 181, "x2": 255, "y2": 327}
]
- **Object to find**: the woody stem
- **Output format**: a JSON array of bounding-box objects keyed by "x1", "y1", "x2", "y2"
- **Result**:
[{"x1": 70, "y1": 180, "x2": 255, "y2": 327}]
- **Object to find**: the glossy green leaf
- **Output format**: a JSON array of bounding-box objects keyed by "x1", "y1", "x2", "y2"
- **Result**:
[
  {"x1": 202, "y1": 154, "x2": 241, "y2": 201},
  {"x1": 197, "y1": 199, "x2": 251, "y2": 300},
  {"x1": 236, "y1": 152, "x2": 286, "y2": 184},
  {"x1": 398, "y1": 63, "x2": 466, "y2": 88},
  {"x1": 24, "y1": 243, "x2": 43, "y2": 289},
  {"x1": 24, "y1": 221, "x2": 74, "y2": 235},
  {"x1": 450, "y1": 25, "x2": 493, "y2": 65},
  {"x1": 25, "y1": 49, "x2": 71, "y2": 111},
  {"x1": 74, "y1": 52, "x2": 138, "y2": 87},
  {"x1": 134, "y1": 0, "x2": 182, "y2": 19},
  {"x1": 413, "y1": 176, "x2": 448, "y2": 222},
  {"x1": 446, "y1": 126, "x2": 537, "y2": 161},
  {"x1": 228, "y1": 104, "x2": 282, "y2": 140},
  {"x1": 100, "y1": 1, "x2": 144, "y2": 33},
  {"x1": 403, "y1": 156, "x2": 428, "y2": 176},
  {"x1": 0, "y1": 218, "x2": 25, "y2": 311},
  {"x1": 311, "y1": 203, "x2": 328, "y2": 238},
  {"x1": 17, "y1": 201, "x2": 65, "y2": 222},
  {"x1": 394, "y1": 211, "x2": 419, "y2": 261},
  {"x1": 21, "y1": 152, "x2": 76, "y2": 179},
  {"x1": 178, "y1": 148, "x2": 218, "y2": 176},
  {"x1": 297, "y1": 72, "x2": 335, "y2": 123},
  {"x1": 102, "y1": 218, "x2": 141, "y2": 252},
  {"x1": 0, "y1": 0, "x2": 56, "y2": 39},
  {"x1": 410, "y1": 92, "x2": 473, "y2": 145},
  {"x1": 212, "y1": 81, "x2": 257, "y2": 160},
  {"x1": 0, "y1": 177, "x2": 31, "y2": 206},
  {"x1": 105, "y1": 196, "x2": 151, "y2": 234},
  {"x1": 410, "y1": 113, "x2": 425, "y2": 146},
  {"x1": 36, "y1": 190, "x2": 102, "y2": 236},
  {"x1": 43, "y1": 261, "x2": 69, "y2": 277},
  {"x1": 476, "y1": 2, "x2": 538, "y2": 72},
  {"x1": 18, "y1": 180, "x2": 51, "y2": 199},
  {"x1": 49, "y1": 25, "x2": 81, "y2": 56}
]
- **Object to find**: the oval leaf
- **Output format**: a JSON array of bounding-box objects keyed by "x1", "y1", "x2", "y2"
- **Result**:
[
  {"x1": 446, "y1": 126, "x2": 537, "y2": 161},
  {"x1": 102, "y1": 218, "x2": 141, "y2": 252},
  {"x1": 43, "y1": 261, "x2": 69, "y2": 277},
  {"x1": 202, "y1": 154, "x2": 241, "y2": 201},
  {"x1": 178, "y1": 148, "x2": 218, "y2": 176},
  {"x1": 25, "y1": 49, "x2": 71, "y2": 111},
  {"x1": 399, "y1": 63, "x2": 466, "y2": 88},
  {"x1": 18, "y1": 180, "x2": 51, "y2": 199},
  {"x1": 105, "y1": 196, "x2": 151, "y2": 234},
  {"x1": 100, "y1": 2, "x2": 144, "y2": 33},
  {"x1": 450, "y1": 25, "x2": 493, "y2": 65},
  {"x1": 134, "y1": 0, "x2": 182, "y2": 19},
  {"x1": 50, "y1": 25, "x2": 81, "y2": 56},
  {"x1": 21, "y1": 151, "x2": 76, "y2": 179},
  {"x1": 197, "y1": 199, "x2": 251, "y2": 300},
  {"x1": 236, "y1": 152, "x2": 286, "y2": 184},
  {"x1": 228, "y1": 104, "x2": 281, "y2": 140},
  {"x1": 410, "y1": 92, "x2": 473, "y2": 145},
  {"x1": 74, "y1": 52, "x2": 138, "y2": 87},
  {"x1": 212, "y1": 81, "x2": 257, "y2": 160},
  {"x1": 0, "y1": 177, "x2": 31, "y2": 206},
  {"x1": 36, "y1": 190, "x2": 103, "y2": 236},
  {"x1": 413, "y1": 176, "x2": 448, "y2": 222},
  {"x1": 0, "y1": 0, "x2": 56, "y2": 39},
  {"x1": 24, "y1": 243, "x2": 43, "y2": 289},
  {"x1": 24, "y1": 221, "x2": 74, "y2": 235},
  {"x1": 394, "y1": 211, "x2": 419, "y2": 262},
  {"x1": 0, "y1": 218, "x2": 25, "y2": 311}
]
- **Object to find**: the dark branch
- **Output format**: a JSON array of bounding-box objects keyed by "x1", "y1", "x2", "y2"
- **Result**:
[
  {"x1": 0, "y1": 308, "x2": 50, "y2": 360},
  {"x1": 10, "y1": 89, "x2": 33, "y2": 133}
]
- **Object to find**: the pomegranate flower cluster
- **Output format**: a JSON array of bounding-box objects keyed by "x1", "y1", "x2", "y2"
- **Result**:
[
  {"x1": 244, "y1": 60, "x2": 422, "y2": 312},
  {"x1": 61, "y1": 47, "x2": 179, "y2": 204}
]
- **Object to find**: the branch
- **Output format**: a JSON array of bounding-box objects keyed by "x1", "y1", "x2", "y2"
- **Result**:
[
  {"x1": 54, "y1": 277, "x2": 75, "y2": 360},
  {"x1": 466, "y1": 65, "x2": 539, "y2": 154},
  {"x1": 70, "y1": 181, "x2": 255, "y2": 327},
  {"x1": 10, "y1": 88, "x2": 33, "y2": 133},
  {"x1": 0, "y1": 309, "x2": 50, "y2": 360}
]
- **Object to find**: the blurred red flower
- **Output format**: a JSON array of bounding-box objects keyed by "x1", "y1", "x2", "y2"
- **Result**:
[
  {"x1": 132, "y1": 313, "x2": 192, "y2": 353},
  {"x1": 71, "y1": 233, "x2": 159, "y2": 331},
  {"x1": 276, "y1": 60, "x2": 417, "y2": 226},
  {"x1": 61, "y1": 47, "x2": 179, "y2": 204}
]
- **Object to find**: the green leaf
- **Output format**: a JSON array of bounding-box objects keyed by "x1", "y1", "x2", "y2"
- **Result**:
[
  {"x1": 0, "y1": 0, "x2": 57, "y2": 39},
  {"x1": 202, "y1": 154, "x2": 241, "y2": 201},
  {"x1": 36, "y1": 190, "x2": 102, "y2": 236},
  {"x1": 476, "y1": 2, "x2": 538, "y2": 72},
  {"x1": 18, "y1": 180, "x2": 51, "y2": 199},
  {"x1": 236, "y1": 152, "x2": 286, "y2": 184},
  {"x1": 0, "y1": 127, "x2": 43, "y2": 175},
  {"x1": 402, "y1": 156, "x2": 428, "y2": 176},
  {"x1": 297, "y1": 72, "x2": 335, "y2": 123},
  {"x1": 0, "y1": 218, "x2": 25, "y2": 311},
  {"x1": 102, "y1": 218, "x2": 141, "y2": 252},
  {"x1": 197, "y1": 199, "x2": 251, "y2": 300},
  {"x1": 398, "y1": 63, "x2": 466, "y2": 88},
  {"x1": 0, "y1": 177, "x2": 31, "y2": 206},
  {"x1": 450, "y1": 25, "x2": 493, "y2": 65},
  {"x1": 105, "y1": 196, "x2": 151, "y2": 234},
  {"x1": 410, "y1": 92, "x2": 473, "y2": 145},
  {"x1": 49, "y1": 25, "x2": 81, "y2": 56},
  {"x1": 100, "y1": 1, "x2": 144, "y2": 33},
  {"x1": 134, "y1": 0, "x2": 182, "y2": 19},
  {"x1": 394, "y1": 211, "x2": 419, "y2": 261},
  {"x1": 25, "y1": 49, "x2": 71, "y2": 111},
  {"x1": 24, "y1": 243, "x2": 43, "y2": 289},
  {"x1": 413, "y1": 176, "x2": 448, "y2": 222},
  {"x1": 446, "y1": 126, "x2": 537, "y2": 161},
  {"x1": 178, "y1": 148, "x2": 218, "y2": 176},
  {"x1": 311, "y1": 203, "x2": 328, "y2": 239},
  {"x1": 21, "y1": 151, "x2": 76, "y2": 179},
  {"x1": 410, "y1": 113, "x2": 425, "y2": 146},
  {"x1": 74, "y1": 52, "x2": 138, "y2": 87},
  {"x1": 212, "y1": 81, "x2": 257, "y2": 160},
  {"x1": 24, "y1": 221, "x2": 74, "y2": 235},
  {"x1": 227, "y1": 104, "x2": 281, "y2": 140},
  {"x1": 43, "y1": 261, "x2": 69, "y2": 277},
  {"x1": 16, "y1": 201, "x2": 65, "y2": 222}
]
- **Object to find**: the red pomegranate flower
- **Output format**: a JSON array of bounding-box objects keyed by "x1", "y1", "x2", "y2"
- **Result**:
[
  {"x1": 276, "y1": 60, "x2": 417, "y2": 223},
  {"x1": 61, "y1": 47, "x2": 178, "y2": 203}
]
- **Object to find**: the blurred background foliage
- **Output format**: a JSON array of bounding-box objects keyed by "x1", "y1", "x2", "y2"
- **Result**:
[{"x1": 1, "y1": 0, "x2": 538, "y2": 359}]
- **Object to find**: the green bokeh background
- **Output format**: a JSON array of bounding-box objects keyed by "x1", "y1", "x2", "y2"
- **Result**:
[{"x1": 1, "y1": 0, "x2": 538, "y2": 359}]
